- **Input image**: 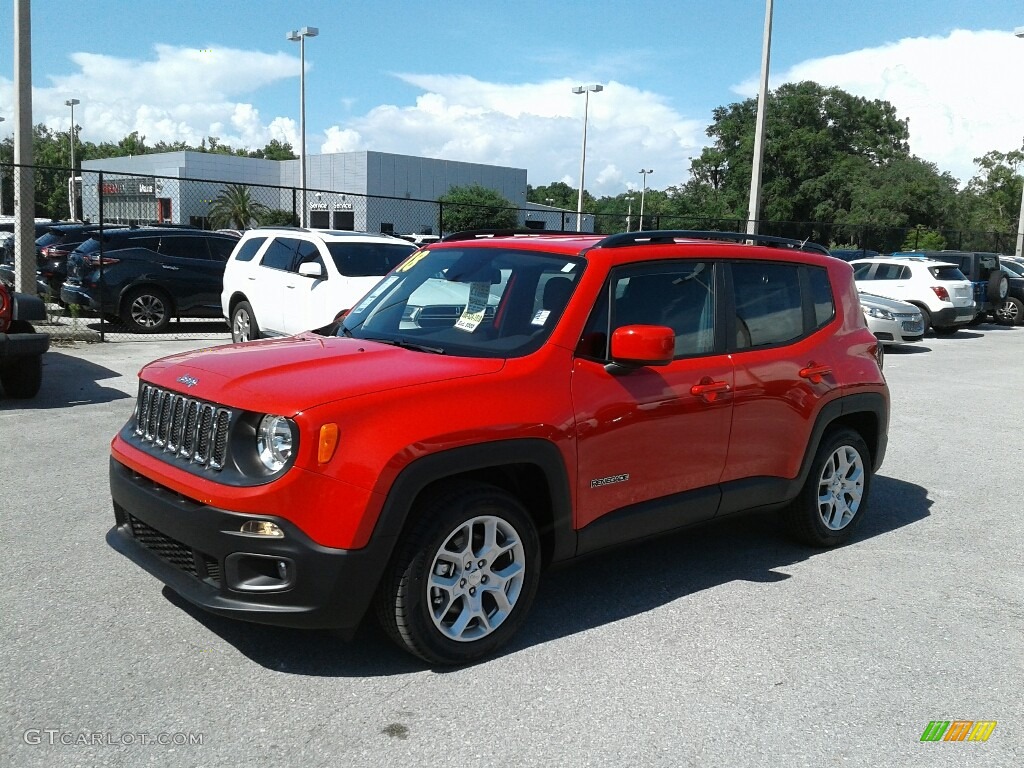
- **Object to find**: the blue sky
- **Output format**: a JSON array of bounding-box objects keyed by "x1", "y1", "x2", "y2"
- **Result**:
[{"x1": 2, "y1": 0, "x2": 1023, "y2": 196}]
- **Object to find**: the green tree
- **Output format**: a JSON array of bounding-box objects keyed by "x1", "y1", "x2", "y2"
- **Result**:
[
  {"x1": 208, "y1": 184, "x2": 269, "y2": 229},
  {"x1": 259, "y1": 208, "x2": 299, "y2": 226},
  {"x1": 900, "y1": 227, "x2": 947, "y2": 251},
  {"x1": 251, "y1": 140, "x2": 297, "y2": 160},
  {"x1": 960, "y1": 145, "x2": 1024, "y2": 239},
  {"x1": 687, "y1": 81, "x2": 913, "y2": 225},
  {"x1": 439, "y1": 185, "x2": 517, "y2": 233}
]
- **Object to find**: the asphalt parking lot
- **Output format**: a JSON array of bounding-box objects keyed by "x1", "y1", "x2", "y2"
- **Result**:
[{"x1": 2, "y1": 327, "x2": 1022, "y2": 767}]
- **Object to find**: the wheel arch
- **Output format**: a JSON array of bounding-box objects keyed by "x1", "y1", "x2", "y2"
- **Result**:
[
  {"x1": 794, "y1": 393, "x2": 889, "y2": 491},
  {"x1": 372, "y1": 439, "x2": 576, "y2": 569},
  {"x1": 120, "y1": 281, "x2": 176, "y2": 316}
]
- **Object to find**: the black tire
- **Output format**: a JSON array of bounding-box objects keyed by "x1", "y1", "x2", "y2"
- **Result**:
[
  {"x1": 783, "y1": 428, "x2": 871, "y2": 548},
  {"x1": 996, "y1": 297, "x2": 1024, "y2": 326},
  {"x1": 231, "y1": 300, "x2": 260, "y2": 343},
  {"x1": 375, "y1": 482, "x2": 541, "y2": 665},
  {"x1": 932, "y1": 325, "x2": 959, "y2": 336},
  {"x1": 0, "y1": 355, "x2": 43, "y2": 398},
  {"x1": 911, "y1": 304, "x2": 931, "y2": 334},
  {"x1": 121, "y1": 287, "x2": 172, "y2": 333},
  {"x1": 987, "y1": 272, "x2": 1009, "y2": 303}
]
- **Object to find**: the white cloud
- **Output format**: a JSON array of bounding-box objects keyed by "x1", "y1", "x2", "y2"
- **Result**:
[
  {"x1": 316, "y1": 75, "x2": 706, "y2": 195},
  {"x1": 734, "y1": 29, "x2": 1024, "y2": 186},
  {"x1": 0, "y1": 43, "x2": 297, "y2": 151}
]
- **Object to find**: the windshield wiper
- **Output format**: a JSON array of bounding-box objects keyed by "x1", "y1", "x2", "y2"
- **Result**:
[{"x1": 363, "y1": 336, "x2": 445, "y2": 354}]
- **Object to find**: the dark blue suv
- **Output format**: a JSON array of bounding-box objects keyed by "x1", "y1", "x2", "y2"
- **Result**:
[{"x1": 61, "y1": 228, "x2": 238, "y2": 333}]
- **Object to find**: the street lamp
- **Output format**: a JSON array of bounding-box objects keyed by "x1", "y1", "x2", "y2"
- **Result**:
[
  {"x1": 1016, "y1": 26, "x2": 1024, "y2": 258},
  {"x1": 626, "y1": 194, "x2": 633, "y2": 232},
  {"x1": 0, "y1": 115, "x2": 5, "y2": 216},
  {"x1": 65, "y1": 98, "x2": 80, "y2": 219},
  {"x1": 572, "y1": 83, "x2": 603, "y2": 232},
  {"x1": 638, "y1": 169, "x2": 653, "y2": 231},
  {"x1": 287, "y1": 26, "x2": 318, "y2": 228},
  {"x1": 746, "y1": 0, "x2": 774, "y2": 236}
]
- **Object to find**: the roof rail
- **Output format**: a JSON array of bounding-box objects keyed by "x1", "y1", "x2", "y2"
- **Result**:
[
  {"x1": 594, "y1": 229, "x2": 831, "y2": 256},
  {"x1": 441, "y1": 228, "x2": 589, "y2": 242},
  {"x1": 255, "y1": 225, "x2": 311, "y2": 232}
]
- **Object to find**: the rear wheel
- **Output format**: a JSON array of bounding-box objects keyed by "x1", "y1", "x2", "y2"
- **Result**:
[
  {"x1": 375, "y1": 483, "x2": 541, "y2": 665},
  {"x1": 231, "y1": 300, "x2": 260, "y2": 343},
  {"x1": 0, "y1": 353, "x2": 42, "y2": 399},
  {"x1": 783, "y1": 428, "x2": 871, "y2": 548},
  {"x1": 912, "y1": 304, "x2": 931, "y2": 334},
  {"x1": 121, "y1": 287, "x2": 172, "y2": 333}
]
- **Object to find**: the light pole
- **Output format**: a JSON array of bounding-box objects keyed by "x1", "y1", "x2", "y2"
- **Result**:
[
  {"x1": 287, "y1": 26, "x2": 318, "y2": 228},
  {"x1": 572, "y1": 84, "x2": 603, "y2": 232},
  {"x1": 747, "y1": 0, "x2": 774, "y2": 236},
  {"x1": 638, "y1": 169, "x2": 653, "y2": 231},
  {"x1": 626, "y1": 194, "x2": 633, "y2": 232},
  {"x1": 65, "y1": 98, "x2": 80, "y2": 219},
  {"x1": 1015, "y1": 26, "x2": 1024, "y2": 258},
  {"x1": 0, "y1": 115, "x2": 5, "y2": 216}
]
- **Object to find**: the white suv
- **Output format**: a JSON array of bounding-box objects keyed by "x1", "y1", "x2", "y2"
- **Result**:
[
  {"x1": 850, "y1": 256, "x2": 975, "y2": 335},
  {"x1": 221, "y1": 228, "x2": 416, "y2": 342}
]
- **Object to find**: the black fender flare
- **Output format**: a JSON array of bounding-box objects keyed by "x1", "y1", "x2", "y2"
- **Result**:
[{"x1": 372, "y1": 438, "x2": 576, "y2": 564}]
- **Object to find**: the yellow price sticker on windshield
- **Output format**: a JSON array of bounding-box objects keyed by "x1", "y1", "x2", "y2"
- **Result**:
[{"x1": 396, "y1": 250, "x2": 430, "y2": 272}]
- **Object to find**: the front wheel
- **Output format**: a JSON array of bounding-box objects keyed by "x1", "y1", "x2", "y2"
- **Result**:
[
  {"x1": 375, "y1": 483, "x2": 541, "y2": 665},
  {"x1": 783, "y1": 428, "x2": 871, "y2": 548}
]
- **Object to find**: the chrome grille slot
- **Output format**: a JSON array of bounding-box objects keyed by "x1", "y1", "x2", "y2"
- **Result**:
[{"x1": 134, "y1": 383, "x2": 233, "y2": 472}]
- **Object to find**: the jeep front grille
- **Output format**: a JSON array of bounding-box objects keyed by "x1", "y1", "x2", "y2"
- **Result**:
[{"x1": 135, "y1": 383, "x2": 232, "y2": 471}]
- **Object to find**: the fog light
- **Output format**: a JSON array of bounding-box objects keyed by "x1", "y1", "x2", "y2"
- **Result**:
[{"x1": 240, "y1": 520, "x2": 284, "y2": 538}]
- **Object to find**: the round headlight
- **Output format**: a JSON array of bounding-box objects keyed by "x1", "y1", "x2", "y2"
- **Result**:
[{"x1": 256, "y1": 415, "x2": 294, "y2": 472}]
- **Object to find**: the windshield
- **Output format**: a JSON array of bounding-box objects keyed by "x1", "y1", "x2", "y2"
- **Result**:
[
  {"x1": 337, "y1": 246, "x2": 585, "y2": 358},
  {"x1": 324, "y1": 241, "x2": 416, "y2": 277},
  {"x1": 1001, "y1": 260, "x2": 1024, "y2": 277}
]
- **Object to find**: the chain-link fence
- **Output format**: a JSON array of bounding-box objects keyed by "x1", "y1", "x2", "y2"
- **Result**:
[{"x1": 1, "y1": 161, "x2": 1018, "y2": 343}]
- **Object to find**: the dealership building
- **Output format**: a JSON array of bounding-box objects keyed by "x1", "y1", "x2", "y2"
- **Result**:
[{"x1": 80, "y1": 150, "x2": 583, "y2": 234}]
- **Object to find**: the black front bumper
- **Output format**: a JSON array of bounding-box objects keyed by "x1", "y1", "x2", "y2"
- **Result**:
[{"x1": 107, "y1": 457, "x2": 396, "y2": 635}]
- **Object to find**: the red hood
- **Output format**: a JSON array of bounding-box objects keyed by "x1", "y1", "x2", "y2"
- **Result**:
[{"x1": 139, "y1": 334, "x2": 505, "y2": 415}]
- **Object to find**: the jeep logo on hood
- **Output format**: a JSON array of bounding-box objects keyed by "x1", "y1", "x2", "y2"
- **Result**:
[{"x1": 176, "y1": 374, "x2": 199, "y2": 388}]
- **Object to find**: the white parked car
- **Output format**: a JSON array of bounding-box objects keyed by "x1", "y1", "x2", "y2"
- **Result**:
[
  {"x1": 221, "y1": 228, "x2": 416, "y2": 342},
  {"x1": 851, "y1": 256, "x2": 974, "y2": 335}
]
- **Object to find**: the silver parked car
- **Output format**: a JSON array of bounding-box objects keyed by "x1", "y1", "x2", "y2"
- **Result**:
[{"x1": 859, "y1": 291, "x2": 925, "y2": 359}]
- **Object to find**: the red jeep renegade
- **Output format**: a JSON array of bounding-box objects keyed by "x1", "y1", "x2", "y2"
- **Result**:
[{"x1": 107, "y1": 230, "x2": 889, "y2": 665}]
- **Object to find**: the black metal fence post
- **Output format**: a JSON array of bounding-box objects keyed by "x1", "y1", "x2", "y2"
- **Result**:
[{"x1": 98, "y1": 172, "x2": 105, "y2": 342}]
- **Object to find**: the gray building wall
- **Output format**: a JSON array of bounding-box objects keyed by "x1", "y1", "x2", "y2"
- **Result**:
[{"x1": 82, "y1": 150, "x2": 539, "y2": 232}]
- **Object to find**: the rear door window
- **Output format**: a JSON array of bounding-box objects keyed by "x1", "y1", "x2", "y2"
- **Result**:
[
  {"x1": 731, "y1": 262, "x2": 803, "y2": 348},
  {"x1": 159, "y1": 236, "x2": 210, "y2": 260},
  {"x1": 259, "y1": 237, "x2": 300, "y2": 271}
]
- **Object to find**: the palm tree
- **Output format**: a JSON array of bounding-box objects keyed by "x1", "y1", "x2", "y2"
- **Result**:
[{"x1": 208, "y1": 184, "x2": 269, "y2": 229}]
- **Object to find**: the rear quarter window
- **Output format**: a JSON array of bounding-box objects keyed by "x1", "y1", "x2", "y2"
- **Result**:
[
  {"x1": 808, "y1": 267, "x2": 835, "y2": 328},
  {"x1": 232, "y1": 237, "x2": 267, "y2": 263}
]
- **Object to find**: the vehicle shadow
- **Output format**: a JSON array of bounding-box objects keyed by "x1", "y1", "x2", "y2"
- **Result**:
[
  {"x1": 163, "y1": 474, "x2": 931, "y2": 676},
  {"x1": 0, "y1": 351, "x2": 130, "y2": 409},
  {"x1": 80, "y1": 320, "x2": 230, "y2": 338},
  {"x1": 885, "y1": 344, "x2": 931, "y2": 356}
]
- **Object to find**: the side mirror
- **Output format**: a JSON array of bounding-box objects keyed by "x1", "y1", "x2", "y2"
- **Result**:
[
  {"x1": 298, "y1": 261, "x2": 323, "y2": 278},
  {"x1": 609, "y1": 325, "x2": 674, "y2": 367}
]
